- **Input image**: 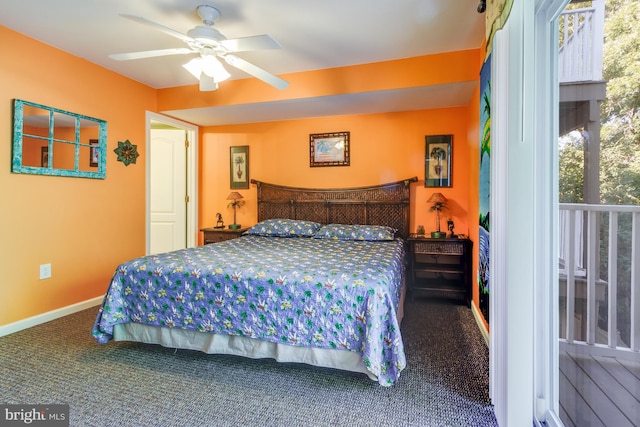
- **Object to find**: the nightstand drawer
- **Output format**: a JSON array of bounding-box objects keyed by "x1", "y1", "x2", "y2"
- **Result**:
[
  {"x1": 413, "y1": 240, "x2": 464, "y2": 255},
  {"x1": 200, "y1": 227, "x2": 249, "y2": 245},
  {"x1": 206, "y1": 233, "x2": 234, "y2": 244}
]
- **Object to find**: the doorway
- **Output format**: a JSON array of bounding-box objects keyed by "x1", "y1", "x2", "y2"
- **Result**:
[{"x1": 145, "y1": 112, "x2": 198, "y2": 255}]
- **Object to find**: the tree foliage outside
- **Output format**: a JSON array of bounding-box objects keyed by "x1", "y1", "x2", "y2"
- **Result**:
[
  {"x1": 558, "y1": 0, "x2": 640, "y2": 346},
  {"x1": 558, "y1": 130, "x2": 585, "y2": 203},
  {"x1": 600, "y1": 0, "x2": 640, "y2": 206}
]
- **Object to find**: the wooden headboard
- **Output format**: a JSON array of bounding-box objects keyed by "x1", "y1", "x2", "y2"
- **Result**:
[{"x1": 250, "y1": 177, "x2": 418, "y2": 239}]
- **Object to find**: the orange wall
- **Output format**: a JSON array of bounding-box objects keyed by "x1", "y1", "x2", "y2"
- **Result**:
[
  {"x1": 466, "y1": 76, "x2": 484, "y2": 326},
  {"x1": 195, "y1": 50, "x2": 484, "y2": 316},
  {"x1": 192, "y1": 50, "x2": 483, "y2": 245},
  {"x1": 200, "y1": 108, "x2": 474, "y2": 241},
  {"x1": 0, "y1": 26, "x2": 156, "y2": 326},
  {"x1": 1, "y1": 23, "x2": 484, "y2": 329},
  {"x1": 158, "y1": 50, "x2": 481, "y2": 112}
]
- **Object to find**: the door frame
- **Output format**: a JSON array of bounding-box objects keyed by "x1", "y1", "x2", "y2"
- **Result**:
[
  {"x1": 490, "y1": 0, "x2": 567, "y2": 425},
  {"x1": 145, "y1": 111, "x2": 199, "y2": 254},
  {"x1": 531, "y1": 2, "x2": 568, "y2": 426}
]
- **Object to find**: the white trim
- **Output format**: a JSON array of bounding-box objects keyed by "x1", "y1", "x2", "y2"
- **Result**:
[
  {"x1": 145, "y1": 112, "x2": 199, "y2": 253},
  {"x1": 492, "y1": 0, "x2": 547, "y2": 424},
  {"x1": 492, "y1": 0, "x2": 566, "y2": 425},
  {"x1": 0, "y1": 296, "x2": 103, "y2": 337},
  {"x1": 471, "y1": 303, "x2": 490, "y2": 347},
  {"x1": 490, "y1": 24, "x2": 510, "y2": 423},
  {"x1": 532, "y1": 1, "x2": 567, "y2": 425}
]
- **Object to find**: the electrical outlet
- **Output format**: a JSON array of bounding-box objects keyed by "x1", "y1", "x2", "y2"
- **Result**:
[{"x1": 39, "y1": 263, "x2": 51, "y2": 280}]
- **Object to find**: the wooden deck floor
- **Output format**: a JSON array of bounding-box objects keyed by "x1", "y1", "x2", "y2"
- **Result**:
[{"x1": 559, "y1": 350, "x2": 640, "y2": 426}]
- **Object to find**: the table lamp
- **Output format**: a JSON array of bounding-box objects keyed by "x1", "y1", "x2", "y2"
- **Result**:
[
  {"x1": 427, "y1": 192, "x2": 448, "y2": 238},
  {"x1": 226, "y1": 192, "x2": 245, "y2": 230}
]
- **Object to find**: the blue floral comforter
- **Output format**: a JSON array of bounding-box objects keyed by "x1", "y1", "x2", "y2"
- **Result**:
[{"x1": 92, "y1": 235, "x2": 407, "y2": 385}]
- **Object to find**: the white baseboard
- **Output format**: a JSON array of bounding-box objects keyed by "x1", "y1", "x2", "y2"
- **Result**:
[
  {"x1": 0, "y1": 296, "x2": 103, "y2": 338},
  {"x1": 471, "y1": 302, "x2": 490, "y2": 347}
]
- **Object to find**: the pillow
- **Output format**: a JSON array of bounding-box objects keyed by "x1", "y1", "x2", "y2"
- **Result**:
[
  {"x1": 246, "y1": 218, "x2": 322, "y2": 237},
  {"x1": 313, "y1": 224, "x2": 396, "y2": 241}
]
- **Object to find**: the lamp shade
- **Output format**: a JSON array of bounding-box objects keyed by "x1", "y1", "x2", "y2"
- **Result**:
[
  {"x1": 227, "y1": 192, "x2": 244, "y2": 201},
  {"x1": 201, "y1": 54, "x2": 231, "y2": 80},
  {"x1": 183, "y1": 55, "x2": 230, "y2": 85},
  {"x1": 198, "y1": 74, "x2": 218, "y2": 92},
  {"x1": 427, "y1": 192, "x2": 447, "y2": 205}
]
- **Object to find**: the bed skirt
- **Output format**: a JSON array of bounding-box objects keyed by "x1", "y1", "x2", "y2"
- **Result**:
[{"x1": 113, "y1": 281, "x2": 406, "y2": 382}]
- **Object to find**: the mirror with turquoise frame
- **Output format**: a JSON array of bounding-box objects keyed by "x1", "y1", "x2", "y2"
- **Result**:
[{"x1": 12, "y1": 99, "x2": 107, "y2": 179}]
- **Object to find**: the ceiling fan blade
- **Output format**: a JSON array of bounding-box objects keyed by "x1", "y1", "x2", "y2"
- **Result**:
[
  {"x1": 109, "y1": 48, "x2": 195, "y2": 61},
  {"x1": 120, "y1": 14, "x2": 193, "y2": 43},
  {"x1": 220, "y1": 35, "x2": 281, "y2": 52},
  {"x1": 223, "y1": 55, "x2": 289, "y2": 90}
]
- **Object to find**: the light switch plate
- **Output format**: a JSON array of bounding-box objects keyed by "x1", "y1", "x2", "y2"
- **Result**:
[{"x1": 40, "y1": 263, "x2": 51, "y2": 280}]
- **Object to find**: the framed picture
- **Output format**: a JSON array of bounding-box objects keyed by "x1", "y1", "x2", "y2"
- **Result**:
[
  {"x1": 230, "y1": 145, "x2": 249, "y2": 189},
  {"x1": 89, "y1": 139, "x2": 99, "y2": 167},
  {"x1": 425, "y1": 135, "x2": 452, "y2": 187},
  {"x1": 309, "y1": 131, "x2": 350, "y2": 167}
]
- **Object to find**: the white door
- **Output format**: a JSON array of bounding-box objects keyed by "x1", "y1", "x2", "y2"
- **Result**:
[{"x1": 149, "y1": 128, "x2": 187, "y2": 254}]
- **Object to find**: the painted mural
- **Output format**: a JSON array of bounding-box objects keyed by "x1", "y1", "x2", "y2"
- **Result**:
[{"x1": 479, "y1": 55, "x2": 491, "y2": 323}]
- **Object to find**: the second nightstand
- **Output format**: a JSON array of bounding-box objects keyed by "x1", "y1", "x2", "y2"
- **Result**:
[
  {"x1": 200, "y1": 227, "x2": 249, "y2": 245},
  {"x1": 407, "y1": 235, "x2": 472, "y2": 307}
]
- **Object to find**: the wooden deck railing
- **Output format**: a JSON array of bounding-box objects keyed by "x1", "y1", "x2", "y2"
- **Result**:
[
  {"x1": 559, "y1": 203, "x2": 640, "y2": 362},
  {"x1": 558, "y1": 1, "x2": 605, "y2": 83}
]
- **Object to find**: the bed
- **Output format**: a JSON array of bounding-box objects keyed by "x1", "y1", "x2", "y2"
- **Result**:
[{"x1": 92, "y1": 177, "x2": 417, "y2": 386}]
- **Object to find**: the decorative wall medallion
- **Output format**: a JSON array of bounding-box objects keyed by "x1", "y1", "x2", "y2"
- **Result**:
[{"x1": 114, "y1": 139, "x2": 139, "y2": 166}]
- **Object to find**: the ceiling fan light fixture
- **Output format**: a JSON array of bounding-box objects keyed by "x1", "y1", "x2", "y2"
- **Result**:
[
  {"x1": 182, "y1": 56, "x2": 230, "y2": 84},
  {"x1": 199, "y1": 73, "x2": 218, "y2": 91},
  {"x1": 183, "y1": 57, "x2": 203, "y2": 79},
  {"x1": 201, "y1": 55, "x2": 230, "y2": 81}
]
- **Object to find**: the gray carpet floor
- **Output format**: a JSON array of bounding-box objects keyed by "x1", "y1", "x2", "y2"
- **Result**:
[{"x1": 0, "y1": 298, "x2": 497, "y2": 426}]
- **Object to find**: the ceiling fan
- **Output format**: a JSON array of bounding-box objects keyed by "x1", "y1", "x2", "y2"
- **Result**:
[{"x1": 109, "y1": 5, "x2": 289, "y2": 91}]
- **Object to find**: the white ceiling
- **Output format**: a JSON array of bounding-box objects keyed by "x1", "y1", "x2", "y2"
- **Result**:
[{"x1": 0, "y1": 1, "x2": 485, "y2": 126}]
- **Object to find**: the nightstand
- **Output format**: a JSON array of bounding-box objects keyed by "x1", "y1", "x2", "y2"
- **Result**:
[
  {"x1": 200, "y1": 227, "x2": 249, "y2": 244},
  {"x1": 406, "y1": 235, "x2": 472, "y2": 307}
]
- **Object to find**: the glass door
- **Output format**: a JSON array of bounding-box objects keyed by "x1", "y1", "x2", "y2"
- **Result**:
[{"x1": 557, "y1": 1, "x2": 639, "y2": 425}]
